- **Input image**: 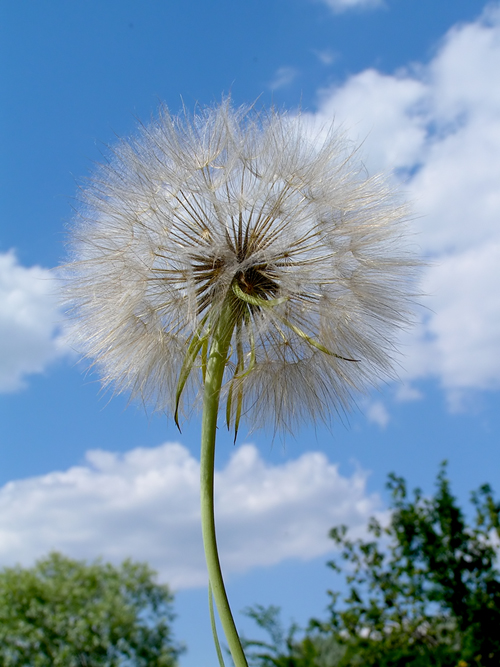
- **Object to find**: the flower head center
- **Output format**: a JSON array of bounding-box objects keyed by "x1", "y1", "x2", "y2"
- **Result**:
[
  {"x1": 190, "y1": 214, "x2": 284, "y2": 316},
  {"x1": 235, "y1": 266, "x2": 279, "y2": 302}
]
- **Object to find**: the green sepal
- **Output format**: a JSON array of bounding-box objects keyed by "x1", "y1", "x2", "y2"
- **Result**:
[
  {"x1": 281, "y1": 318, "x2": 360, "y2": 362},
  {"x1": 226, "y1": 380, "x2": 234, "y2": 433},
  {"x1": 225, "y1": 377, "x2": 244, "y2": 442},
  {"x1": 232, "y1": 333, "x2": 245, "y2": 443},
  {"x1": 174, "y1": 314, "x2": 210, "y2": 430},
  {"x1": 234, "y1": 311, "x2": 256, "y2": 379},
  {"x1": 226, "y1": 325, "x2": 243, "y2": 435},
  {"x1": 233, "y1": 383, "x2": 243, "y2": 445},
  {"x1": 201, "y1": 333, "x2": 209, "y2": 383},
  {"x1": 232, "y1": 280, "x2": 288, "y2": 308}
]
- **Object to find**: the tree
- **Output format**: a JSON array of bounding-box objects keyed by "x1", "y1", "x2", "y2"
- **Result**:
[
  {"x1": 244, "y1": 464, "x2": 500, "y2": 667},
  {"x1": 0, "y1": 552, "x2": 183, "y2": 667},
  {"x1": 242, "y1": 605, "x2": 343, "y2": 667}
]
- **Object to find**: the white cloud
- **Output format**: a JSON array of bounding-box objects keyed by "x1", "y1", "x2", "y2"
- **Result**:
[
  {"x1": 317, "y1": 0, "x2": 385, "y2": 14},
  {"x1": 0, "y1": 442, "x2": 381, "y2": 589},
  {"x1": 269, "y1": 67, "x2": 298, "y2": 90},
  {"x1": 366, "y1": 401, "x2": 390, "y2": 428},
  {"x1": 306, "y1": 3, "x2": 500, "y2": 401},
  {"x1": 314, "y1": 48, "x2": 337, "y2": 65},
  {"x1": 311, "y1": 69, "x2": 428, "y2": 174},
  {"x1": 0, "y1": 251, "x2": 70, "y2": 392}
]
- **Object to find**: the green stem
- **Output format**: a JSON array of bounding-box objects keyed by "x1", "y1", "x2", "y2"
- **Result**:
[
  {"x1": 209, "y1": 582, "x2": 226, "y2": 667},
  {"x1": 200, "y1": 298, "x2": 249, "y2": 667}
]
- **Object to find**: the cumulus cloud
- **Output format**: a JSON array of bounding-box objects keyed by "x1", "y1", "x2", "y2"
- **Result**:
[
  {"x1": 0, "y1": 251, "x2": 69, "y2": 392},
  {"x1": 306, "y1": 3, "x2": 500, "y2": 402},
  {"x1": 0, "y1": 442, "x2": 381, "y2": 589}
]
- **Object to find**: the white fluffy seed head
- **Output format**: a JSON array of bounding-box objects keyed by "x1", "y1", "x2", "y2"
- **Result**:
[{"x1": 64, "y1": 100, "x2": 419, "y2": 434}]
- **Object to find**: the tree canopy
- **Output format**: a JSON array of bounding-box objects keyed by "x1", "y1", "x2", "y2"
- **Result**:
[
  {"x1": 0, "y1": 552, "x2": 183, "y2": 667},
  {"x1": 244, "y1": 463, "x2": 500, "y2": 667}
]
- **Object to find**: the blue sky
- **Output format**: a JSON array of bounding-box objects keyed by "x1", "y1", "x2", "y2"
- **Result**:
[{"x1": 1, "y1": 1, "x2": 500, "y2": 665}]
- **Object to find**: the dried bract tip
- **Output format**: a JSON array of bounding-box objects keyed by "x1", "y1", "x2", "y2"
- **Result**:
[{"x1": 64, "y1": 100, "x2": 419, "y2": 434}]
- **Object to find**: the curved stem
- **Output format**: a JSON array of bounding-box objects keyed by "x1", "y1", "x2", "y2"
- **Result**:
[
  {"x1": 209, "y1": 582, "x2": 226, "y2": 667},
  {"x1": 200, "y1": 300, "x2": 249, "y2": 667}
]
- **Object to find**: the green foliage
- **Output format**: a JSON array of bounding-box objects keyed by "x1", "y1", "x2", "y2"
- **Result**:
[
  {"x1": 245, "y1": 464, "x2": 500, "y2": 667},
  {"x1": 0, "y1": 552, "x2": 183, "y2": 667},
  {"x1": 242, "y1": 604, "x2": 351, "y2": 667}
]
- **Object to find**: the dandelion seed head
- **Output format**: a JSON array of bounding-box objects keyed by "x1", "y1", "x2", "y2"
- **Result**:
[{"x1": 64, "y1": 99, "x2": 419, "y2": 433}]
